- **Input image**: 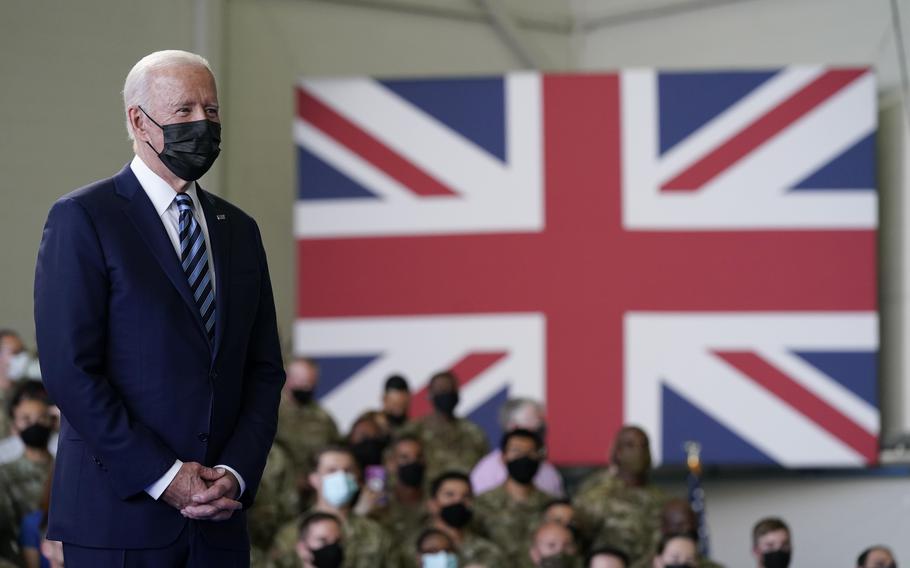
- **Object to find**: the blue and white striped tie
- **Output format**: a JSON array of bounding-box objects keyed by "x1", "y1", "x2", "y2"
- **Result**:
[{"x1": 175, "y1": 193, "x2": 216, "y2": 342}]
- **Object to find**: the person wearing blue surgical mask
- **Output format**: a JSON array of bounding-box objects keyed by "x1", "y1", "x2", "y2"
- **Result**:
[
  {"x1": 416, "y1": 528, "x2": 458, "y2": 568},
  {"x1": 267, "y1": 446, "x2": 398, "y2": 567}
]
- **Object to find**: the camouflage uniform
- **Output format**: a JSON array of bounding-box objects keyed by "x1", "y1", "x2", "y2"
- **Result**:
[
  {"x1": 267, "y1": 509, "x2": 398, "y2": 568},
  {"x1": 0, "y1": 456, "x2": 51, "y2": 565},
  {"x1": 0, "y1": 389, "x2": 9, "y2": 439},
  {"x1": 401, "y1": 415, "x2": 488, "y2": 482},
  {"x1": 572, "y1": 470, "x2": 665, "y2": 568},
  {"x1": 460, "y1": 530, "x2": 507, "y2": 568},
  {"x1": 274, "y1": 395, "x2": 341, "y2": 474},
  {"x1": 698, "y1": 557, "x2": 725, "y2": 568},
  {"x1": 249, "y1": 441, "x2": 300, "y2": 558},
  {"x1": 474, "y1": 485, "x2": 551, "y2": 567},
  {"x1": 369, "y1": 498, "x2": 429, "y2": 555}
]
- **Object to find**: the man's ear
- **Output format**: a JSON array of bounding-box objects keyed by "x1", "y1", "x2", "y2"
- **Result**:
[
  {"x1": 128, "y1": 106, "x2": 151, "y2": 143},
  {"x1": 308, "y1": 472, "x2": 320, "y2": 492}
]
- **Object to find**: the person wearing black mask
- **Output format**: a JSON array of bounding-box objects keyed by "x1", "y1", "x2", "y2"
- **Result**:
[
  {"x1": 369, "y1": 434, "x2": 429, "y2": 545},
  {"x1": 402, "y1": 371, "x2": 489, "y2": 484},
  {"x1": 474, "y1": 429, "x2": 551, "y2": 562},
  {"x1": 751, "y1": 517, "x2": 792, "y2": 568},
  {"x1": 275, "y1": 357, "x2": 341, "y2": 498},
  {"x1": 652, "y1": 533, "x2": 698, "y2": 568},
  {"x1": 382, "y1": 375, "x2": 412, "y2": 432},
  {"x1": 0, "y1": 380, "x2": 54, "y2": 566},
  {"x1": 296, "y1": 511, "x2": 345, "y2": 568},
  {"x1": 427, "y1": 471, "x2": 504, "y2": 567}
]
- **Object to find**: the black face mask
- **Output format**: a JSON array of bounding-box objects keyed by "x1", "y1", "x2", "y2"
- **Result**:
[
  {"x1": 397, "y1": 461, "x2": 425, "y2": 488},
  {"x1": 20, "y1": 424, "x2": 52, "y2": 449},
  {"x1": 139, "y1": 106, "x2": 221, "y2": 182},
  {"x1": 385, "y1": 412, "x2": 407, "y2": 427},
  {"x1": 311, "y1": 541, "x2": 344, "y2": 568},
  {"x1": 439, "y1": 502, "x2": 473, "y2": 529},
  {"x1": 762, "y1": 550, "x2": 791, "y2": 568},
  {"x1": 506, "y1": 456, "x2": 540, "y2": 485},
  {"x1": 431, "y1": 391, "x2": 459, "y2": 416},
  {"x1": 351, "y1": 438, "x2": 387, "y2": 468},
  {"x1": 291, "y1": 389, "x2": 314, "y2": 405}
]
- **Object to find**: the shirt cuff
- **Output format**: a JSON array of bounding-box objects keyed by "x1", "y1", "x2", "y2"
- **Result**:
[
  {"x1": 215, "y1": 464, "x2": 246, "y2": 498},
  {"x1": 145, "y1": 459, "x2": 183, "y2": 500}
]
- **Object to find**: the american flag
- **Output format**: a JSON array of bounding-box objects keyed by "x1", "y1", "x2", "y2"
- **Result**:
[{"x1": 293, "y1": 68, "x2": 878, "y2": 466}]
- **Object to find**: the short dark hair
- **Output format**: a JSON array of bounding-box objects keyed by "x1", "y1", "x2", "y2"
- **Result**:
[
  {"x1": 384, "y1": 375, "x2": 409, "y2": 392},
  {"x1": 587, "y1": 546, "x2": 630, "y2": 567},
  {"x1": 856, "y1": 545, "x2": 893, "y2": 567},
  {"x1": 299, "y1": 511, "x2": 342, "y2": 539},
  {"x1": 8, "y1": 380, "x2": 49, "y2": 419},
  {"x1": 543, "y1": 498, "x2": 572, "y2": 513},
  {"x1": 499, "y1": 428, "x2": 542, "y2": 453},
  {"x1": 415, "y1": 527, "x2": 454, "y2": 553},
  {"x1": 430, "y1": 471, "x2": 471, "y2": 499},
  {"x1": 392, "y1": 433, "x2": 422, "y2": 449},
  {"x1": 656, "y1": 532, "x2": 697, "y2": 555},
  {"x1": 0, "y1": 329, "x2": 21, "y2": 344},
  {"x1": 428, "y1": 371, "x2": 457, "y2": 391},
  {"x1": 752, "y1": 517, "x2": 790, "y2": 548},
  {"x1": 310, "y1": 444, "x2": 356, "y2": 472}
]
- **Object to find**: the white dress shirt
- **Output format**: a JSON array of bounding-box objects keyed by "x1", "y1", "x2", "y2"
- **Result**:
[{"x1": 130, "y1": 155, "x2": 245, "y2": 500}]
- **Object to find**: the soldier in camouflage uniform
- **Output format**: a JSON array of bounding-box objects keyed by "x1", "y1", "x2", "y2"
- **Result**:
[
  {"x1": 524, "y1": 521, "x2": 582, "y2": 568},
  {"x1": 295, "y1": 511, "x2": 344, "y2": 568},
  {"x1": 573, "y1": 426, "x2": 666, "y2": 568},
  {"x1": 274, "y1": 357, "x2": 341, "y2": 502},
  {"x1": 401, "y1": 371, "x2": 488, "y2": 482},
  {"x1": 0, "y1": 380, "x2": 53, "y2": 566},
  {"x1": 658, "y1": 498, "x2": 724, "y2": 568},
  {"x1": 249, "y1": 440, "x2": 301, "y2": 560},
  {"x1": 420, "y1": 471, "x2": 504, "y2": 568},
  {"x1": 474, "y1": 429, "x2": 552, "y2": 567},
  {"x1": 367, "y1": 434, "x2": 429, "y2": 549},
  {"x1": 266, "y1": 446, "x2": 398, "y2": 568},
  {"x1": 380, "y1": 375, "x2": 412, "y2": 434}
]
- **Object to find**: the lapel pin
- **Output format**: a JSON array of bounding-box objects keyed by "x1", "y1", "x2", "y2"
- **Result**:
[{"x1": 216, "y1": 214, "x2": 226, "y2": 220}]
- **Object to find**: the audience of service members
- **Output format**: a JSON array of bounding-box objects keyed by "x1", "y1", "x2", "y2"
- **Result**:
[{"x1": 0, "y1": 336, "x2": 901, "y2": 568}]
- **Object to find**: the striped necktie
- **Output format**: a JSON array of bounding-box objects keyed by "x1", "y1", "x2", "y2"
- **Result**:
[{"x1": 175, "y1": 193, "x2": 216, "y2": 342}]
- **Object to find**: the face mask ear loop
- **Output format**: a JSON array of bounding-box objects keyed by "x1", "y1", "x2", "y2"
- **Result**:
[{"x1": 137, "y1": 105, "x2": 165, "y2": 154}]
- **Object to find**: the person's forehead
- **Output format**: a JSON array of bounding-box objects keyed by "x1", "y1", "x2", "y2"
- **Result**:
[
  {"x1": 439, "y1": 479, "x2": 470, "y2": 494},
  {"x1": 665, "y1": 537, "x2": 696, "y2": 555},
  {"x1": 536, "y1": 525, "x2": 570, "y2": 544},
  {"x1": 308, "y1": 519, "x2": 341, "y2": 537},
  {"x1": 759, "y1": 529, "x2": 790, "y2": 542},
  {"x1": 0, "y1": 335, "x2": 22, "y2": 351},
  {"x1": 14, "y1": 398, "x2": 48, "y2": 415},
  {"x1": 505, "y1": 435, "x2": 536, "y2": 452},
  {"x1": 422, "y1": 533, "x2": 451, "y2": 549},
  {"x1": 395, "y1": 439, "x2": 421, "y2": 454},
  {"x1": 867, "y1": 548, "x2": 893, "y2": 562},
  {"x1": 319, "y1": 451, "x2": 354, "y2": 469},
  {"x1": 546, "y1": 503, "x2": 573, "y2": 516}
]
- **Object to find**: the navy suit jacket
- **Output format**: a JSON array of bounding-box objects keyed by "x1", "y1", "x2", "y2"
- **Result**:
[{"x1": 34, "y1": 164, "x2": 285, "y2": 550}]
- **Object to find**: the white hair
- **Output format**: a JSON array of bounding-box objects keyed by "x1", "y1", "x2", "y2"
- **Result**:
[{"x1": 122, "y1": 50, "x2": 213, "y2": 141}]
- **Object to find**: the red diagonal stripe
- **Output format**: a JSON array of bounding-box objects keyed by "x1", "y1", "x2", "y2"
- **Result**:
[
  {"x1": 661, "y1": 69, "x2": 868, "y2": 192},
  {"x1": 410, "y1": 351, "x2": 507, "y2": 419},
  {"x1": 296, "y1": 88, "x2": 457, "y2": 197},
  {"x1": 714, "y1": 351, "x2": 877, "y2": 464}
]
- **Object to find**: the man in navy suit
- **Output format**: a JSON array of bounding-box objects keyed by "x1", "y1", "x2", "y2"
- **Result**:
[{"x1": 33, "y1": 50, "x2": 286, "y2": 566}]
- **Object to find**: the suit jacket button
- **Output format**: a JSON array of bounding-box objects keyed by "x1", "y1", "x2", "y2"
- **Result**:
[
  {"x1": 198, "y1": 433, "x2": 209, "y2": 443},
  {"x1": 209, "y1": 371, "x2": 218, "y2": 380}
]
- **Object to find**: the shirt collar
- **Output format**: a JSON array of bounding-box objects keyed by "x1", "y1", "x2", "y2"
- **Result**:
[{"x1": 130, "y1": 155, "x2": 199, "y2": 217}]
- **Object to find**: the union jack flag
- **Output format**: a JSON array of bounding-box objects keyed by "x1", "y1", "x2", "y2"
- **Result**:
[{"x1": 294, "y1": 68, "x2": 878, "y2": 466}]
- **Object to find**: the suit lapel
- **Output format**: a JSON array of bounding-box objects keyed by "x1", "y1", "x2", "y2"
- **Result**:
[
  {"x1": 115, "y1": 165, "x2": 210, "y2": 347},
  {"x1": 197, "y1": 187, "x2": 231, "y2": 362}
]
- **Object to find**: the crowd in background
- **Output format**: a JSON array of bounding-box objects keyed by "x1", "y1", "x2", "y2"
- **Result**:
[{"x1": 0, "y1": 330, "x2": 900, "y2": 568}]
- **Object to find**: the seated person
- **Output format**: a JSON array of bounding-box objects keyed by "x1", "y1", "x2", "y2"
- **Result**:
[
  {"x1": 296, "y1": 511, "x2": 344, "y2": 568},
  {"x1": 588, "y1": 546, "x2": 630, "y2": 568},
  {"x1": 527, "y1": 521, "x2": 578, "y2": 567},
  {"x1": 415, "y1": 528, "x2": 458, "y2": 568},
  {"x1": 856, "y1": 545, "x2": 897, "y2": 568},
  {"x1": 653, "y1": 533, "x2": 697, "y2": 568},
  {"x1": 751, "y1": 517, "x2": 791, "y2": 568}
]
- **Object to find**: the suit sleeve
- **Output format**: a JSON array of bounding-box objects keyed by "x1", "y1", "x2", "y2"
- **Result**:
[
  {"x1": 215, "y1": 219, "x2": 286, "y2": 507},
  {"x1": 34, "y1": 197, "x2": 177, "y2": 499}
]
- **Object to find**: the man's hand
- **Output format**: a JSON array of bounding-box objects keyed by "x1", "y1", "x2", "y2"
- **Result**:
[
  {"x1": 162, "y1": 462, "x2": 225, "y2": 511},
  {"x1": 180, "y1": 467, "x2": 242, "y2": 522}
]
